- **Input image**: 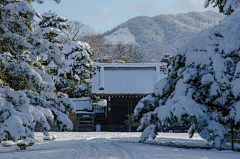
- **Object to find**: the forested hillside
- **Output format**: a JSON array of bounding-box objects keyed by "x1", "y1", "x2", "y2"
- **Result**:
[{"x1": 103, "y1": 11, "x2": 225, "y2": 62}]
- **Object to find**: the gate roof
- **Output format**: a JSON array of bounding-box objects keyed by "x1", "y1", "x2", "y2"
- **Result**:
[{"x1": 92, "y1": 63, "x2": 167, "y2": 95}]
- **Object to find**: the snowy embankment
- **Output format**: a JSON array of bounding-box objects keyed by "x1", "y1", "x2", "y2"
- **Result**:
[{"x1": 0, "y1": 132, "x2": 239, "y2": 159}]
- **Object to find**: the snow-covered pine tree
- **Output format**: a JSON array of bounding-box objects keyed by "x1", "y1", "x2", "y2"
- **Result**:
[
  {"x1": 55, "y1": 41, "x2": 94, "y2": 98},
  {"x1": 0, "y1": 0, "x2": 75, "y2": 141},
  {"x1": 38, "y1": 11, "x2": 68, "y2": 43},
  {"x1": 124, "y1": 93, "x2": 160, "y2": 128},
  {"x1": 36, "y1": 11, "x2": 69, "y2": 78},
  {"x1": 204, "y1": 0, "x2": 240, "y2": 15},
  {"x1": 37, "y1": 10, "x2": 95, "y2": 99},
  {"x1": 26, "y1": 0, "x2": 61, "y2": 4},
  {"x1": 134, "y1": 4, "x2": 240, "y2": 149}
]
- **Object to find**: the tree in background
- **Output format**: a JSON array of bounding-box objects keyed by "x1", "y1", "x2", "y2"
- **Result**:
[
  {"x1": 130, "y1": 2, "x2": 240, "y2": 149},
  {"x1": 57, "y1": 21, "x2": 144, "y2": 63},
  {"x1": 58, "y1": 21, "x2": 90, "y2": 44},
  {"x1": 0, "y1": 0, "x2": 75, "y2": 141},
  {"x1": 83, "y1": 33, "x2": 108, "y2": 61},
  {"x1": 105, "y1": 41, "x2": 144, "y2": 63}
]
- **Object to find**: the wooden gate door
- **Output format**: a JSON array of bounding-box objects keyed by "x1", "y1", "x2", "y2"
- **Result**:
[{"x1": 112, "y1": 102, "x2": 128, "y2": 124}]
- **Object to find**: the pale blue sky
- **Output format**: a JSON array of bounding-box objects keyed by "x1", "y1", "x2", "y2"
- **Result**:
[{"x1": 32, "y1": 0, "x2": 218, "y2": 33}]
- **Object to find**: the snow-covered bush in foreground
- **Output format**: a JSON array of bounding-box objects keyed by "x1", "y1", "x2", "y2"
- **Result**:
[
  {"x1": 134, "y1": 6, "x2": 240, "y2": 149},
  {"x1": 0, "y1": 87, "x2": 52, "y2": 141},
  {"x1": 0, "y1": 0, "x2": 75, "y2": 141}
]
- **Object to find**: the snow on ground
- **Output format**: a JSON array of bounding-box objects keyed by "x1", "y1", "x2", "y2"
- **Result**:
[{"x1": 0, "y1": 132, "x2": 239, "y2": 159}]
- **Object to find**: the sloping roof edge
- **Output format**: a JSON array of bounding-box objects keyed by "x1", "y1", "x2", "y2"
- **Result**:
[
  {"x1": 92, "y1": 93, "x2": 150, "y2": 96},
  {"x1": 94, "y1": 62, "x2": 167, "y2": 68},
  {"x1": 71, "y1": 97, "x2": 91, "y2": 101}
]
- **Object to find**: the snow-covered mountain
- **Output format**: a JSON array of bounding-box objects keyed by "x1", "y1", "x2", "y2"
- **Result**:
[
  {"x1": 103, "y1": 11, "x2": 225, "y2": 62},
  {"x1": 104, "y1": 28, "x2": 138, "y2": 45}
]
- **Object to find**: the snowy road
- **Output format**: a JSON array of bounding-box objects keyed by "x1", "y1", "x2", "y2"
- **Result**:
[{"x1": 1, "y1": 132, "x2": 240, "y2": 159}]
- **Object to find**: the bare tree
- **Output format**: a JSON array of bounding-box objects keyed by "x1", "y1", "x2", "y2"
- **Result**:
[
  {"x1": 83, "y1": 32, "x2": 107, "y2": 61},
  {"x1": 57, "y1": 20, "x2": 144, "y2": 63},
  {"x1": 58, "y1": 21, "x2": 90, "y2": 44},
  {"x1": 126, "y1": 43, "x2": 144, "y2": 63},
  {"x1": 105, "y1": 41, "x2": 144, "y2": 63}
]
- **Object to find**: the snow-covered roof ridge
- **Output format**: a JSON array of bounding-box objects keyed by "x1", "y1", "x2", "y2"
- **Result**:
[
  {"x1": 94, "y1": 62, "x2": 167, "y2": 68},
  {"x1": 71, "y1": 97, "x2": 91, "y2": 101},
  {"x1": 75, "y1": 111, "x2": 95, "y2": 114}
]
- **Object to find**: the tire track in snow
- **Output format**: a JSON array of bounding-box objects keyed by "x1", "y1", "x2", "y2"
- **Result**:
[
  {"x1": 84, "y1": 138, "x2": 100, "y2": 159},
  {"x1": 89, "y1": 142, "x2": 100, "y2": 159},
  {"x1": 110, "y1": 142, "x2": 135, "y2": 159},
  {"x1": 110, "y1": 142, "x2": 124, "y2": 159}
]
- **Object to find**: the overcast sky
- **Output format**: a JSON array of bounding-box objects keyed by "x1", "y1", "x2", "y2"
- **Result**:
[{"x1": 32, "y1": 0, "x2": 219, "y2": 33}]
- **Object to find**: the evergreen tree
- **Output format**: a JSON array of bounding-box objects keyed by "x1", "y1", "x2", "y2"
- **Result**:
[
  {"x1": 0, "y1": 0, "x2": 75, "y2": 141},
  {"x1": 37, "y1": 11, "x2": 95, "y2": 99},
  {"x1": 134, "y1": 5, "x2": 240, "y2": 149},
  {"x1": 55, "y1": 41, "x2": 94, "y2": 98},
  {"x1": 124, "y1": 93, "x2": 160, "y2": 128},
  {"x1": 204, "y1": 0, "x2": 240, "y2": 15},
  {"x1": 36, "y1": 11, "x2": 69, "y2": 79},
  {"x1": 38, "y1": 11, "x2": 68, "y2": 43}
]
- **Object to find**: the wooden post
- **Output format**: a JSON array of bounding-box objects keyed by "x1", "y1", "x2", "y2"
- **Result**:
[
  {"x1": 231, "y1": 119, "x2": 234, "y2": 151},
  {"x1": 77, "y1": 114, "x2": 80, "y2": 132}
]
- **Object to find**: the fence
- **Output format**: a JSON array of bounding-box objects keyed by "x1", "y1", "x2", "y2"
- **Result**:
[{"x1": 100, "y1": 125, "x2": 138, "y2": 132}]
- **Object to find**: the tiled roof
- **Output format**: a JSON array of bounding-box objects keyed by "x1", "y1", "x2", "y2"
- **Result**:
[{"x1": 92, "y1": 63, "x2": 167, "y2": 95}]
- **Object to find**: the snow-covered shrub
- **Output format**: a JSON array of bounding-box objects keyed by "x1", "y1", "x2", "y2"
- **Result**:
[
  {"x1": 135, "y1": 5, "x2": 240, "y2": 149},
  {"x1": 0, "y1": 87, "x2": 51, "y2": 141}
]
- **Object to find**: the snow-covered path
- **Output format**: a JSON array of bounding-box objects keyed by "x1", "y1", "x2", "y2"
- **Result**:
[{"x1": 1, "y1": 132, "x2": 239, "y2": 159}]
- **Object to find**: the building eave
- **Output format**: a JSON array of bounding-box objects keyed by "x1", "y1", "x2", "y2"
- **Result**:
[{"x1": 93, "y1": 93, "x2": 150, "y2": 96}]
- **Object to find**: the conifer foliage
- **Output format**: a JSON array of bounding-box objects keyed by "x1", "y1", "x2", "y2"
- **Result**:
[
  {"x1": 58, "y1": 41, "x2": 94, "y2": 98},
  {"x1": 36, "y1": 11, "x2": 69, "y2": 78},
  {"x1": 37, "y1": 11, "x2": 94, "y2": 99},
  {"x1": 38, "y1": 12, "x2": 68, "y2": 43},
  {"x1": 131, "y1": 5, "x2": 240, "y2": 149},
  {"x1": 204, "y1": 0, "x2": 240, "y2": 15},
  {"x1": 0, "y1": 0, "x2": 75, "y2": 142},
  {"x1": 124, "y1": 93, "x2": 160, "y2": 128}
]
